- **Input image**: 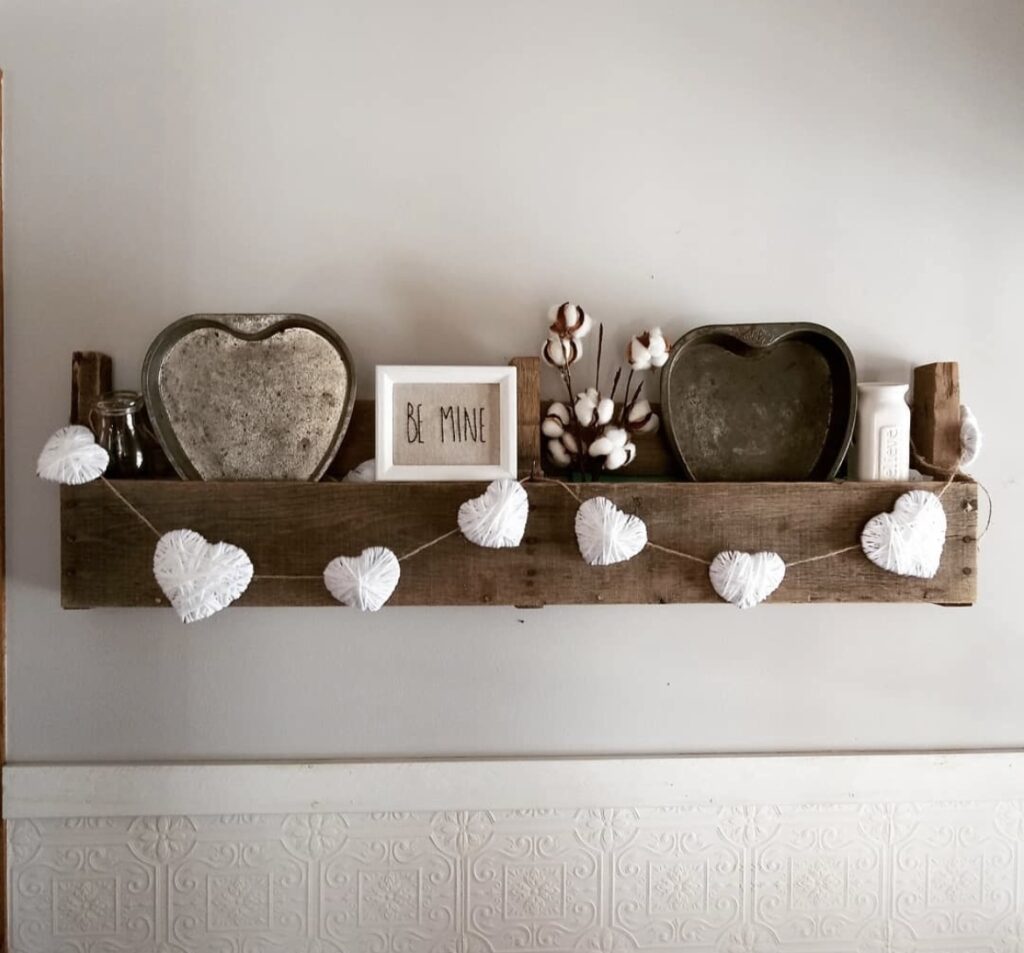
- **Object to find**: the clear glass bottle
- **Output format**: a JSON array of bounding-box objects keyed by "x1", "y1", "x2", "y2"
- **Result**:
[
  {"x1": 90, "y1": 391, "x2": 150, "y2": 478},
  {"x1": 853, "y1": 382, "x2": 911, "y2": 480}
]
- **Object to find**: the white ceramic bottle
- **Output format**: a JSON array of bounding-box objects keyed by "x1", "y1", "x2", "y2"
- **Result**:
[{"x1": 854, "y1": 383, "x2": 911, "y2": 480}]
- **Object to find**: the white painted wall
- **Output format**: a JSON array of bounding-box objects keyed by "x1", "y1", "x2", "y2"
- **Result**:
[{"x1": 2, "y1": 0, "x2": 1022, "y2": 762}]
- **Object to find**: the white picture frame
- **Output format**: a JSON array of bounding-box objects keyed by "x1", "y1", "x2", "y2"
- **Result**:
[{"x1": 375, "y1": 365, "x2": 518, "y2": 481}]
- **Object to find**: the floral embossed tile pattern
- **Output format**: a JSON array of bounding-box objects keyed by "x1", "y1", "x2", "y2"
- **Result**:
[{"x1": 7, "y1": 802, "x2": 1024, "y2": 952}]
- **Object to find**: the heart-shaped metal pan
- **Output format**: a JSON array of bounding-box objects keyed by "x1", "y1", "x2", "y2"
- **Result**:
[
  {"x1": 142, "y1": 314, "x2": 356, "y2": 480},
  {"x1": 660, "y1": 322, "x2": 856, "y2": 481}
]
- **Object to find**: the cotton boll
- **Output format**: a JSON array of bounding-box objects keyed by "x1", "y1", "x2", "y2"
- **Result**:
[
  {"x1": 542, "y1": 332, "x2": 569, "y2": 367},
  {"x1": 541, "y1": 404, "x2": 567, "y2": 437},
  {"x1": 596, "y1": 397, "x2": 615, "y2": 426},
  {"x1": 547, "y1": 402, "x2": 570, "y2": 424},
  {"x1": 549, "y1": 302, "x2": 593, "y2": 339},
  {"x1": 589, "y1": 426, "x2": 629, "y2": 461},
  {"x1": 638, "y1": 414, "x2": 659, "y2": 434},
  {"x1": 574, "y1": 390, "x2": 598, "y2": 426},
  {"x1": 344, "y1": 459, "x2": 376, "y2": 482},
  {"x1": 627, "y1": 400, "x2": 658, "y2": 434},
  {"x1": 627, "y1": 337, "x2": 652, "y2": 370},
  {"x1": 605, "y1": 447, "x2": 630, "y2": 470},
  {"x1": 648, "y1": 328, "x2": 670, "y2": 367},
  {"x1": 573, "y1": 311, "x2": 593, "y2": 338},
  {"x1": 561, "y1": 431, "x2": 579, "y2": 454},
  {"x1": 542, "y1": 402, "x2": 571, "y2": 439},
  {"x1": 612, "y1": 441, "x2": 636, "y2": 470},
  {"x1": 548, "y1": 439, "x2": 572, "y2": 467}
]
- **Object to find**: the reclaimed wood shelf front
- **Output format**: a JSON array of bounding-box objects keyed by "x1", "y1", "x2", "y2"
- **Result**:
[
  {"x1": 61, "y1": 479, "x2": 977, "y2": 608},
  {"x1": 60, "y1": 351, "x2": 978, "y2": 608}
]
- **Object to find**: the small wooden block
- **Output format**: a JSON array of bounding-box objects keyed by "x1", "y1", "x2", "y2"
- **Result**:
[
  {"x1": 71, "y1": 351, "x2": 112, "y2": 427},
  {"x1": 912, "y1": 362, "x2": 960, "y2": 476},
  {"x1": 510, "y1": 356, "x2": 541, "y2": 476}
]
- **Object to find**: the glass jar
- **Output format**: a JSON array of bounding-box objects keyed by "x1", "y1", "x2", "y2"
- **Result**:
[
  {"x1": 90, "y1": 391, "x2": 151, "y2": 478},
  {"x1": 853, "y1": 382, "x2": 911, "y2": 480}
]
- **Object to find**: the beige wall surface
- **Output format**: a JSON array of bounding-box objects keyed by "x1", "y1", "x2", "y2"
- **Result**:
[{"x1": 1, "y1": 0, "x2": 1022, "y2": 761}]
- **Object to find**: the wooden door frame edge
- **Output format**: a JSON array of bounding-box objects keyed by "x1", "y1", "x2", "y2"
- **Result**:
[{"x1": 2, "y1": 66, "x2": 9, "y2": 951}]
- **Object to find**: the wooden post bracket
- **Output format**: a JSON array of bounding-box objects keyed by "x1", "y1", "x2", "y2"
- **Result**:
[{"x1": 912, "y1": 361, "x2": 960, "y2": 477}]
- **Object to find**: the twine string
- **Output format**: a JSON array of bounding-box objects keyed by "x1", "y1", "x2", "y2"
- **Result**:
[
  {"x1": 101, "y1": 477, "x2": 162, "y2": 539},
  {"x1": 646, "y1": 541, "x2": 711, "y2": 567}
]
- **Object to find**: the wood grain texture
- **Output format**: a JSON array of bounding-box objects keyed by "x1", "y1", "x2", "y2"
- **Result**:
[
  {"x1": 912, "y1": 362, "x2": 960, "y2": 476},
  {"x1": 70, "y1": 351, "x2": 112, "y2": 427},
  {"x1": 61, "y1": 480, "x2": 977, "y2": 608},
  {"x1": 510, "y1": 356, "x2": 540, "y2": 476}
]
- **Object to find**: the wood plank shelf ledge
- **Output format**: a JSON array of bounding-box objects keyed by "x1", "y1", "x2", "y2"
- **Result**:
[
  {"x1": 61, "y1": 479, "x2": 977, "y2": 608},
  {"x1": 59, "y1": 351, "x2": 978, "y2": 609}
]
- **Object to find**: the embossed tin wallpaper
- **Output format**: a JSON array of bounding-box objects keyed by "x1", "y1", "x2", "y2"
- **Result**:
[{"x1": 9, "y1": 800, "x2": 1024, "y2": 952}]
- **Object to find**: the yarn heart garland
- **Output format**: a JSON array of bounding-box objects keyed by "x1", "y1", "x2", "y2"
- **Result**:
[
  {"x1": 575, "y1": 497, "x2": 648, "y2": 566},
  {"x1": 153, "y1": 529, "x2": 254, "y2": 624},
  {"x1": 458, "y1": 479, "x2": 529, "y2": 548},
  {"x1": 324, "y1": 546, "x2": 400, "y2": 611},
  {"x1": 37, "y1": 425, "x2": 109, "y2": 485},
  {"x1": 709, "y1": 551, "x2": 786, "y2": 608},
  {"x1": 861, "y1": 490, "x2": 946, "y2": 579},
  {"x1": 959, "y1": 405, "x2": 982, "y2": 468}
]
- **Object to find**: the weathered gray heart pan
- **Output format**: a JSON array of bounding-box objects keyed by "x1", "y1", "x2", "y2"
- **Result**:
[
  {"x1": 142, "y1": 314, "x2": 356, "y2": 481},
  {"x1": 660, "y1": 322, "x2": 856, "y2": 481}
]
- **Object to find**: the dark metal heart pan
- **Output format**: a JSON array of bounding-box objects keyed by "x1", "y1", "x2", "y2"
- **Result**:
[
  {"x1": 142, "y1": 314, "x2": 356, "y2": 480},
  {"x1": 660, "y1": 322, "x2": 856, "y2": 481}
]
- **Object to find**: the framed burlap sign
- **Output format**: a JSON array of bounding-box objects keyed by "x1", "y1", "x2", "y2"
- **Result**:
[{"x1": 375, "y1": 366, "x2": 518, "y2": 480}]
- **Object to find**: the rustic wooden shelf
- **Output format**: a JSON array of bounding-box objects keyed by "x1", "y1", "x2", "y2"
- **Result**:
[
  {"x1": 61, "y1": 479, "x2": 977, "y2": 608},
  {"x1": 60, "y1": 352, "x2": 978, "y2": 609}
]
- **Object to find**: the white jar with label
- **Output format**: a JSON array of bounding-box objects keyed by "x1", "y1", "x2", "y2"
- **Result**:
[{"x1": 853, "y1": 383, "x2": 911, "y2": 480}]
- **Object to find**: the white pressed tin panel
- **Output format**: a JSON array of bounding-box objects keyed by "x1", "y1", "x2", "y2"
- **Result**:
[{"x1": 6, "y1": 755, "x2": 1024, "y2": 952}]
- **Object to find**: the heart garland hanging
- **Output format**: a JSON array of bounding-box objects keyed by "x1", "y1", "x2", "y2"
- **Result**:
[
  {"x1": 959, "y1": 405, "x2": 982, "y2": 468},
  {"x1": 458, "y1": 479, "x2": 529, "y2": 549},
  {"x1": 860, "y1": 490, "x2": 946, "y2": 579},
  {"x1": 324, "y1": 547, "x2": 401, "y2": 611},
  {"x1": 37, "y1": 425, "x2": 109, "y2": 485},
  {"x1": 153, "y1": 529, "x2": 254, "y2": 624},
  {"x1": 709, "y1": 551, "x2": 786, "y2": 608},
  {"x1": 42, "y1": 420, "x2": 976, "y2": 615},
  {"x1": 575, "y1": 497, "x2": 648, "y2": 566}
]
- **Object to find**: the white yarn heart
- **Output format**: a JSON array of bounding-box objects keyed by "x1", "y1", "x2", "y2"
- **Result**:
[
  {"x1": 153, "y1": 529, "x2": 254, "y2": 624},
  {"x1": 709, "y1": 551, "x2": 786, "y2": 609},
  {"x1": 458, "y1": 479, "x2": 529, "y2": 548},
  {"x1": 575, "y1": 497, "x2": 648, "y2": 566},
  {"x1": 861, "y1": 490, "x2": 947, "y2": 579},
  {"x1": 37, "y1": 425, "x2": 109, "y2": 485},
  {"x1": 344, "y1": 459, "x2": 377, "y2": 482},
  {"x1": 960, "y1": 404, "x2": 982, "y2": 468},
  {"x1": 324, "y1": 546, "x2": 400, "y2": 611}
]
